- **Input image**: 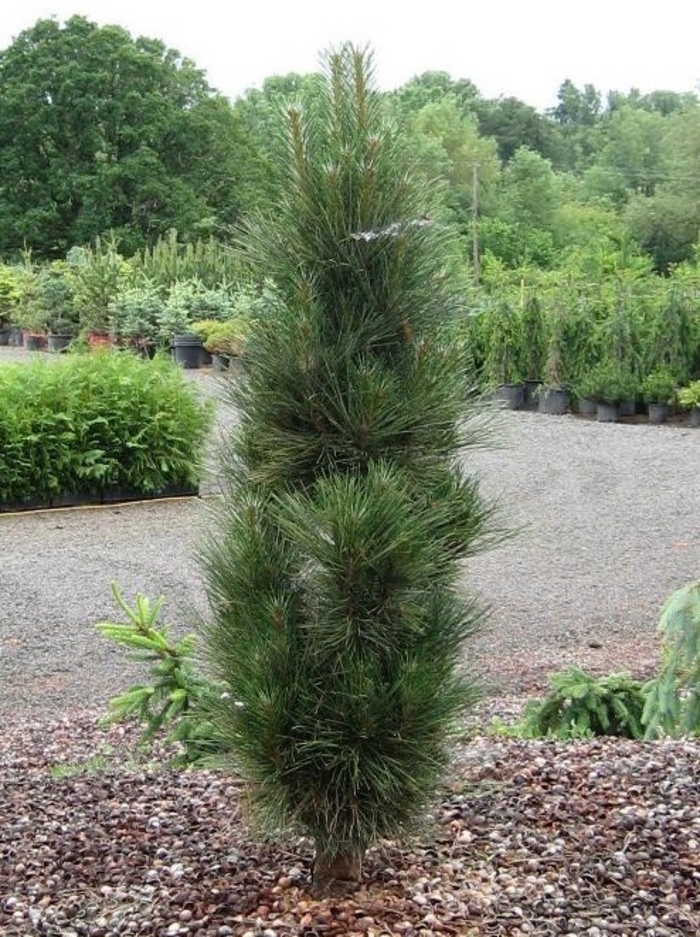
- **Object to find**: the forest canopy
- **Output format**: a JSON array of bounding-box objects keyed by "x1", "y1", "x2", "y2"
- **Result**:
[{"x1": 0, "y1": 16, "x2": 698, "y2": 273}]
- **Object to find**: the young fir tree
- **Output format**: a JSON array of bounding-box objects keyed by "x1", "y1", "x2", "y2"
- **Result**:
[{"x1": 200, "y1": 45, "x2": 499, "y2": 890}]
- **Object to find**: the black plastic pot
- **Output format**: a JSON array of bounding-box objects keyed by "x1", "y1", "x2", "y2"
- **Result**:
[
  {"x1": 538, "y1": 387, "x2": 569, "y2": 416},
  {"x1": 23, "y1": 333, "x2": 47, "y2": 351},
  {"x1": 211, "y1": 352, "x2": 230, "y2": 372},
  {"x1": 171, "y1": 333, "x2": 203, "y2": 369},
  {"x1": 47, "y1": 333, "x2": 73, "y2": 353},
  {"x1": 495, "y1": 382, "x2": 525, "y2": 410},
  {"x1": 596, "y1": 403, "x2": 620, "y2": 423},
  {"x1": 647, "y1": 403, "x2": 669, "y2": 425},
  {"x1": 577, "y1": 397, "x2": 597, "y2": 416}
]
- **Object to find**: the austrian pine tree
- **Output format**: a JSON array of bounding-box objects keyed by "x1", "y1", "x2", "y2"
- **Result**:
[{"x1": 200, "y1": 45, "x2": 499, "y2": 889}]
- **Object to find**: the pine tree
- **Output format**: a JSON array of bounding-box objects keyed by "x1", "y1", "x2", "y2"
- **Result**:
[{"x1": 200, "y1": 45, "x2": 500, "y2": 890}]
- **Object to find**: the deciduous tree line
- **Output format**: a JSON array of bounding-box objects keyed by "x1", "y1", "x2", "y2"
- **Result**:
[{"x1": 1, "y1": 16, "x2": 698, "y2": 273}]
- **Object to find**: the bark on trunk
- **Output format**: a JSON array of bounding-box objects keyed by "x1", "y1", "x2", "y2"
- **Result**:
[{"x1": 312, "y1": 845, "x2": 364, "y2": 894}]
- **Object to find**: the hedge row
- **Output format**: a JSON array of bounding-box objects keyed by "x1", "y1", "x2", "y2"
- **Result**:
[{"x1": 0, "y1": 353, "x2": 214, "y2": 508}]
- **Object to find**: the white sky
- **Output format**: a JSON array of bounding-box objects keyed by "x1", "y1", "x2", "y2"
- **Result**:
[{"x1": 2, "y1": 1, "x2": 699, "y2": 112}]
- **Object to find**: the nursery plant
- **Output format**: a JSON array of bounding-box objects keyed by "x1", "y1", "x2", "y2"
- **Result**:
[
  {"x1": 0, "y1": 353, "x2": 213, "y2": 506},
  {"x1": 640, "y1": 366, "x2": 678, "y2": 406},
  {"x1": 677, "y1": 380, "x2": 700, "y2": 410},
  {"x1": 97, "y1": 583, "x2": 224, "y2": 766},
  {"x1": 643, "y1": 579, "x2": 700, "y2": 738},
  {"x1": 645, "y1": 285, "x2": 697, "y2": 385},
  {"x1": 132, "y1": 231, "x2": 242, "y2": 290},
  {"x1": 586, "y1": 357, "x2": 638, "y2": 405},
  {"x1": 483, "y1": 299, "x2": 523, "y2": 386},
  {"x1": 519, "y1": 294, "x2": 547, "y2": 382},
  {"x1": 108, "y1": 281, "x2": 165, "y2": 347},
  {"x1": 517, "y1": 667, "x2": 646, "y2": 740},
  {"x1": 203, "y1": 318, "x2": 249, "y2": 357},
  {"x1": 66, "y1": 237, "x2": 132, "y2": 335},
  {"x1": 198, "y1": 45, "x2": 500, "y2": 890}
]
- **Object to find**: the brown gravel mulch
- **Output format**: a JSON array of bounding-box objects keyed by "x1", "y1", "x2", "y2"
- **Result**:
[
  {"x1": 2, "y1": 715, "x2": 699, "y2": 937},
  {"x1": 3, "y1": 350, "x2": 700, "y2": 934}
]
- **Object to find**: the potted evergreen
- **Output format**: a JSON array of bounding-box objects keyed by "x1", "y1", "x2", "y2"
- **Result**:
[
  {"x1": 588, "y1": 358, "x2": 638, "y2": 422},
  {"x1": 537, "y1": 318, "x2": 569, "y2": 415},
  {"x1": 156, "y1": 297, "x2": 201, "y2": 368},
  {"x1": 640, "y1": 367, "x2": 678, "y2": 425},
  {"x1": 484, "y1": 300, "x2": 524, "y2": 408},
  {"x1": 519, "y1": 294, "x2": 547, "y2": 406},
  {"x1": 108, "y1": 282, "x2": 164, "y2": 355},
  {"x1": 203, "y1": 318, "x2": 249, "y2": 371},
  {"x1": 66, "y1": 238, "x2": 128, "y2": 344},
  {"x1": 572, "y1": 371, "x2": 599, "y2": 416},
  {"x1": 677, "y1": 380, "x2": 700, "y2": 427}
]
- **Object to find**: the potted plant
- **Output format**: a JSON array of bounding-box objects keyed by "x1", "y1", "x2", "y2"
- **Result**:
[
  {"x1": 67, "y1": 238, "x2": 130, "y2": 343},
  {"x1": 190, "y1": 319, "x2": 221, "y2": 367},
  {"x1": 519, "y1": 294, "x2": 547, "y2": 406},
  {"x1": 537, "y1": 318, "x2": 569, "y2": 415},
  {"x1": 483, "y1": 300, "x2": 524, "y2": 409},
  {"x1": 571, "y1": 371, "x2": 598, "y2": 416},
  {"x1": 36, "y1": 262, "x2": 79, "y2": 352},
  {"x1": 203, "y1": 318, "x2": 249, "y2": 372},
  {"x1": 588, "y1": 358, "x2": 638, "y2": 423},
  {"x1": 156, "y1": 286, "x2": 203, "y2": 368},
  {"x1": 108, "y1": 282, "x2": 164, "y2": 356},
  {"x1": 677, "y1": 380, "x2": 700, "y2": 427},
  {"x1": 15, "y1": 293, "x2": 48, "y2": 351},
  {"x1": 640, "y1": 367, "x2": 677, "y2": 425}
]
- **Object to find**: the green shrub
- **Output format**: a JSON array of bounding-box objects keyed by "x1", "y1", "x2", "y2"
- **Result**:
[
  {"x1": 0, "y1": 353, "x2": 213, "y2": 506},
  {"x1": 155, "y1": 279, "x2": 238, "y2": 343},
  {"x1": 483, "y1": 300, "x2": 523, "y2": 385},
  {"x1": 66, "y1": 237, "x2": 133, "y2": 334},
  {"x1": 517, "y1": 667, "x2": 646, "y2": 740},
  {"x1": 519, "y1": 295, "x2": 547, "y2": 381},
  {"x1": 586, "y1": 357, "x2": 638, "y2": 405},
  {"x1": 97, "y1": 583, "x2": 224, "y2": 765},
  {"x1": 108, "y1": 281, "x2": 165, "y2": 345},
  {"x1": 677, "y1": 380, "x2": 700, "y2": 410},
  {"x1": 0, "y1": 263, "x2": 22, "y2": 327},
  {"x1": 642, "y1": 580, "x2": 700, "y2": 738},
  {"x1": 640, "y1": 366, "x2": 677, "y2": 406},
  {"x1": 202, "y1": 318, "x2": 250, "y2": 356}
]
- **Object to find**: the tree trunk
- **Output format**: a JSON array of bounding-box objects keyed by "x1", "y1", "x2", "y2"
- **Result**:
[{"x1": 312, "y1": 845, "x2": 364, "y2": 894}]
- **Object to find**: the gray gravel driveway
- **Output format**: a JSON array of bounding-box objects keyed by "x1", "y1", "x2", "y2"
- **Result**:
[{"x1": 1, "y1": 346, "x2": 699, "y2": 719}]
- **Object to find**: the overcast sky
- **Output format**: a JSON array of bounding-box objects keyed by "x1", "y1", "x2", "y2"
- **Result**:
[{"x1": 2, "y1": 1, "x2": 699, "y2": 112}]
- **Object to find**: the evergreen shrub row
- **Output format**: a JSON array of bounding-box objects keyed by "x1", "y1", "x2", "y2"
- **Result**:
[{"x1": 0, "y1": 353, "x2": 213, "y2": 508}]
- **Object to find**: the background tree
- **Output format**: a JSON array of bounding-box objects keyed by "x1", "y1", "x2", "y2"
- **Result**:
[
  {"x1": 201, "y1": 45, "x2": 497, "y2": 890},
  {"x1": 622, "y1": 104, "x2": 700, "y2": 270},
  {"x1": 0, "y1": 16, "x2": 251, "y2": 256},
  {"x1": 231, "y1": 72, "x2": 324, "y2": 211},
  {"x1": 402, "y1": 96, "x2": 501, "y2": 227},
  {"x1": 550, "y1": 79, "x2": 603, "y2": 172},
  {"x1": 390, "y1": 70, "x2": 480, "y2": 120},
  {"x1": 475, "y1": 95, "x2": 562, "y2": 164}
]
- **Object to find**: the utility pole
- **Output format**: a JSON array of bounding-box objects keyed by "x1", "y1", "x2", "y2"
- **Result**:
[{"x1": 472, "y1": 162, "x2": 479, "y2": 286}]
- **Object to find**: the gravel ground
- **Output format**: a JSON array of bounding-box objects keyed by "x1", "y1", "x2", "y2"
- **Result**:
[
  {"x1": 1, "y1": 719, "x2": 699, "y2": 936},
  {"x1": 1, "y1": 345, "x2": 699, "y2": 718},
  {"x1": 2, "y1": 346, "x2": 700, "y2": 936}
]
